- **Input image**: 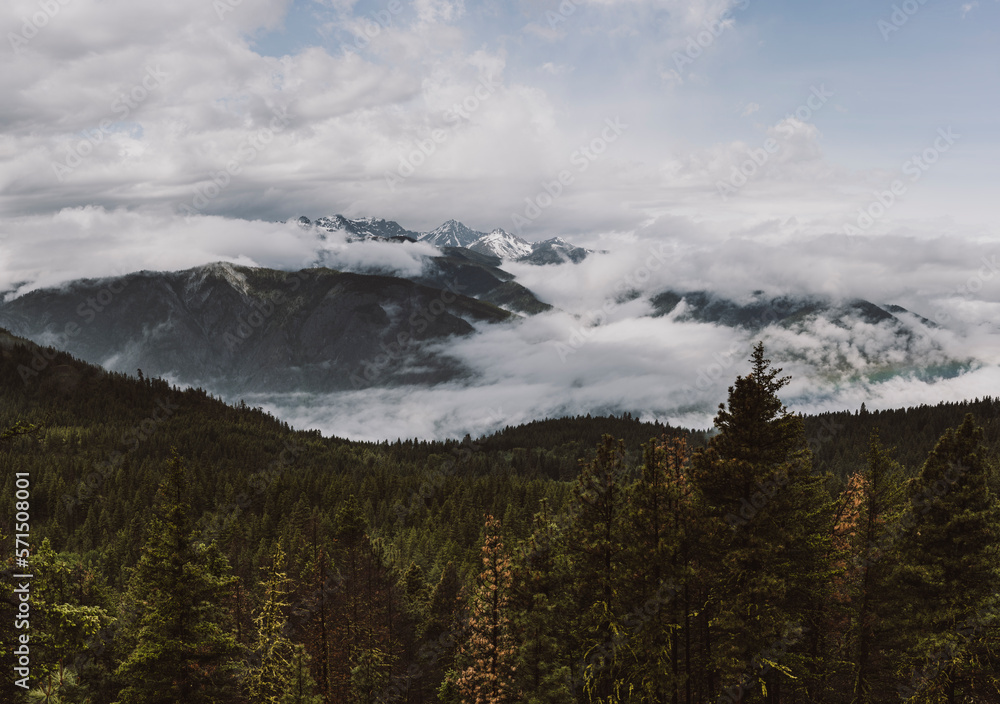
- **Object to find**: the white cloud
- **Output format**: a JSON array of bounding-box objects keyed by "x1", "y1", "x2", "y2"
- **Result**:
[
  {"x1": 0, "y1": 208, "x2": 318, "y2": 297},
  {"x1": 414, "y1": 0, "x2": 465, "y2": 24},
  {"x1": 3, "y1": 206, "x2": 1000, "y2": 441},
  {"x1": 539, "y1": 61, "x2": 574, "y2": 75}
]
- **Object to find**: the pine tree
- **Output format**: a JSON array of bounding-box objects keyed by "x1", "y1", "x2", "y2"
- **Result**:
[
  {"x1": 425, "y1": 561, "x2": 463, "y2": 644},
  {"x1": 624, "y1": 436, "x2": 695, "y2": 704},
  {"x1": 456, "y1": 515, "x2": 520, "y2": 704},
  {"x1": 402, "y1": 560, "x2": 428, "y2": 608},
  {"x1": 566, "y1": 436, "x2": 630, "y2": 703},
  {"x1": 892, "y1": 415, "x2": 1000, "y2": 702},
  {"x1": 420, "y1": 560, "x2": 466, "y2": 701},
  {"x1": 692, "y1": 343, "x2": 834, "y2": 703},
  {"x1": 512, "y1": 499, "x2": 575, "y2": 704},
  {"x1": 247, "y1": 544, "x2": 297, "y2": 704},
  {"x1": 839, "y1": 429, "x2": 908, "y2": 703},
  {"x1": 31, "y1": 539, "x2": 110, "y2": 702},
  {"x1": 295, "y1": 538, "x2": 337, "y2": 702},
  {"x1": 281, "y1": 644, "x2": 323, "y2": 704},
  {"x1": 113, "y1": 450, "x2": 242, "y2": 704}
]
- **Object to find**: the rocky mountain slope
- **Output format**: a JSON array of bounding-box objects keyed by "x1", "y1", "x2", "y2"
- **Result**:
[{"x1": 0, "y1": 263, "x2": 513, "y2": 394}]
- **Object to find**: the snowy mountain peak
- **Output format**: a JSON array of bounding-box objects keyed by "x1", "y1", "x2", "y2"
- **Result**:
[
  {"x1": 302, "y1": 214, "x2": 591, "y2": 265},
  {"x1": 307, "y1": 215, "x2": 420, "y2": 242},
  {"x1": 469, "y1": 229, "x2": 533, "y2": 260},
  {"x1": 419, "y1": 220, "x2": 486, "y2": 248}
]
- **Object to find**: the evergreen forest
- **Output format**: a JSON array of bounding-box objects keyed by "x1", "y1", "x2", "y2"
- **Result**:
[{"x1": 2, "y1": 334, "x2": 999, "y2": 704}]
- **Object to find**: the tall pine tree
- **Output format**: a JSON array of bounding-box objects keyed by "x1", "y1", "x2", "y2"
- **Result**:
[
  {"x1": 692, "y1": 343, "x2": 834, "y2": 703},
  {"x1": 840, "y1": 429, "x2": 908, "y2": 703},
  {"x1": 455, "y1": 515, "x2": 520, "y2": 704},
  {"x1": 892, "y1": 415, "x2": 1000, "y2": 703},
  {"x1": 113, "y1": 450, "x2": 242, "y2": 704}
]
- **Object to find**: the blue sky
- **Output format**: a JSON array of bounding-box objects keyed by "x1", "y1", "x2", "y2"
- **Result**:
[{"x1": 247, "y1": 0, "x2": 998, "y2": 170}]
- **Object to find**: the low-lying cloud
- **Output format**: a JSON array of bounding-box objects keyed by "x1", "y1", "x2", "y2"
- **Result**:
[{"x1": 3, "y1": 209, "x2": 999, "y2": 441}]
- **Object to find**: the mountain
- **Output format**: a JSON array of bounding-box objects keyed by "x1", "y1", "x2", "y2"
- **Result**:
[
  {"x1": 468, "y1": 229, "x2": 534, "y2": 260},
  {"x1": 651, "y1": 289, "x2": 908, "y2": 331},
  {"x1": 294, "y1": 215, "x2": 553, "y2": 315},
  {"x1": 5, "y1": 314, "x2": 1000, "y2": 704},
  {"x1": 416, "y1": 248, "x2": 552, "y2": 315},
  {"x1": 520, "y1": 237, "x2": 590, "y2": 265},
  {"x1": 648, "y1": 289, "x2": 970, "y2": 381},
  {"x1": 304, "y1": 215, "x2": 593, "y2": 265},
  {"x1": 0, "y1": 262, "x2": 512, "y2": 395},
  {"x1": 649, "y1": 290, "x2": 822, "y2": 328},
  {"x1": 307, "y1": 215, "x2": 420, "y2": 241},
  {"x1": 419, "y1": 219, "x2": 486, "y2": 248}
]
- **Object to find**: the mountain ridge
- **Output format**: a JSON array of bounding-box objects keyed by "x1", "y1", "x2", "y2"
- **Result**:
[
  {"x1": 299, "y1": 214, "x2": 592, "y2": 263},
  {"x1": 0, "y1": 262, "x2": 514, "y2": 395}
]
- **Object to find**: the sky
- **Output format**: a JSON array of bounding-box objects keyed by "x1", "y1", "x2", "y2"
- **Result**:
[
  {"x1": 1, "y1": 0, "x2": 999, "y2": 439},
  {"x1": 1, "y1": 0, "x2": 997, "y2": 239}
]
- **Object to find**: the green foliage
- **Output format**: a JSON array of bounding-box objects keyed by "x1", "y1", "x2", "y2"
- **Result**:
[
  {"x1": 891, "y1": 415, "x2": 1000, "y2": 702},
  {"x1": 113, "y1": 451, "x2": 242, "y2": 704},
  {"x1": 30, "y1": 538, "x2": 111, "y2": 701},
  {"x1": 3, "y1": 337, "x2": 1000, "y2": 704},
  {"x1": 246, "y1": 545, "x2": 298, "y2": 704},
  {"x1": 280, "y1": 644, "x2": 322, "y2": 704},
  {"x1": 838, "y1": 429, "x2": 909, "y2": 703},
  {"x1": 693, "y1": 342, "x2": 835, "y2": 701}
]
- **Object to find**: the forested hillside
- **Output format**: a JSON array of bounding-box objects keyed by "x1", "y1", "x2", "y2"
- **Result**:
[{"x1": 2, "y1": 331, "x2": 998, "y2": 703}]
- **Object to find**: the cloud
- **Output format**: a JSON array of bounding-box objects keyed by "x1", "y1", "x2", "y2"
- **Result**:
[
  {"x1": 414, "y1": 0, "x2": 466, "y2": 24},
  {"x1": 1, "y1": 0, "x2": 992, "y2": 240},
  {"x1": 522, "y1": 21, "x2": 568, "y2": 41},
  {"x1": 213, "y1": 225, "x2": 1000, "y2": 440},
  {"x1": 740, "y1": 102, "x2": 760, "y2": 117},
  {"x1": 961, "y1": 2, "x2": 979, "y2": 17},
  {"x1": 539, "y1": 61, "x2": 574, "y2": 75},
  {"x1": 0, "y1": 208, "x2": 455, "y2": 297},
  {"x1": 310, "y1": 227, "x2": 441, "y2": 277},
  {"x1": 243, "y1": 294, "x2": 1000, "y2": 441},
  {"x1": 0, "y1": 208, "x2": 318, "y2": 297},
  {"x1": 3, "y1": 206, "x2": 1000, "y2": 441}
]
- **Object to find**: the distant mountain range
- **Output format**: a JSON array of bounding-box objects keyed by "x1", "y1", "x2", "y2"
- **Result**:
[
  {"x1": 0, "y1": 254, "x2": 968, "y2": 404},
  {"x1": 645, "y1": 289, "x2": 966, "y2": 381},
  {"x1": 0, "y1": 214, "x2": 973, "y2": 423},
  {"x1": 300, "y1": 215, "x2": 592, "y2": 265}
]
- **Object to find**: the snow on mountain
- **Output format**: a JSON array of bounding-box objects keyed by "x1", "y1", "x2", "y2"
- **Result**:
[
  {"x1": 468, "y1": 229, "x2": 534, "y2": 260},
  {"x1": 419, "y1": 219, "x2": 486, "y2": 248},
  {"x1": 305, "y1": 215, "x2": 420, "y2": 241},
  {"x1": 520, "y1": 237, "x2": 590, "y2": 265},
  {"x1": 302, "y1": 215, "x2": 591, "y2": 264}
]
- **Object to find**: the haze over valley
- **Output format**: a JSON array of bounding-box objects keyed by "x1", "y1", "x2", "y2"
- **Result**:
[{"x1": 3, "y1": 213, "x2": 998, "y2": 440}]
